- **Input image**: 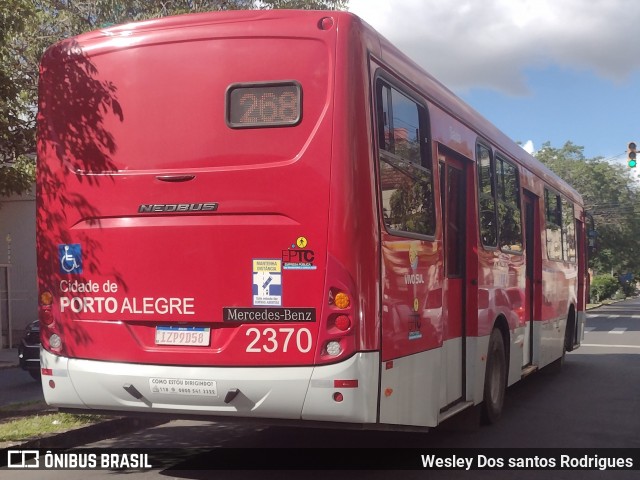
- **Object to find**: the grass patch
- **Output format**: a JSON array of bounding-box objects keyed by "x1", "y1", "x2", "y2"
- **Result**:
[{"x1": 0, "y1": 412, "x2": 102, "y2": 442}]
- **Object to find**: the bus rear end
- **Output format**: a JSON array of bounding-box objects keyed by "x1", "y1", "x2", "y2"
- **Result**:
[{"x1": 37, "y1": 11, "x2": 378, "y2": 423}]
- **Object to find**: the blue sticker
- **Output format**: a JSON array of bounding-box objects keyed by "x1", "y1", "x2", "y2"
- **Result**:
[
  {"x1": 252, "y1": 259, "x2": 282, "y2": 306},
  {"x1": 59, "y1": 244, "x2": 83, "y2": 274}
]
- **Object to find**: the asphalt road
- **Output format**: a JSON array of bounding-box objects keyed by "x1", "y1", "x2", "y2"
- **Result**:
[{"x1": 0, "y1": 367, "x2": 43, "y2": 408}]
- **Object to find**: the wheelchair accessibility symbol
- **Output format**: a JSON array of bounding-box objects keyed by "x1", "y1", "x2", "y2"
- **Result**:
[{"x1": 59, "y1": 244, "x2": 83, "y2": 274}]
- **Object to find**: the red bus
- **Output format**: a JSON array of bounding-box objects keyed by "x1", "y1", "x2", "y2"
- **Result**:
[{"x1": 36, "y1": 9, "x2": 587, "y2": 428}]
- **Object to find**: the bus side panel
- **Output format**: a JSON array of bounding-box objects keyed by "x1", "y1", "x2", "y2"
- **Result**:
[
  {"x1": 379, "y1": 349, "x2": 441, "y2": 427},
  {"x1": 538, "y1": 263, "x2": 577, "y2": 367},
  {"x1": 327, "y1": 15, "x2": 381, "y2": 354}
]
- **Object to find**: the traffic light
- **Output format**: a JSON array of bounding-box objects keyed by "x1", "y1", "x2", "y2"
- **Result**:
[{"x1": 629, "y1": 142, "x2": 637, "y2": 168}]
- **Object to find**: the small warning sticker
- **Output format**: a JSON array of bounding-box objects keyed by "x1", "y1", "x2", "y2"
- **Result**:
[{"x1": 252, "y1": 259, "x2": 282, "y2": 306}]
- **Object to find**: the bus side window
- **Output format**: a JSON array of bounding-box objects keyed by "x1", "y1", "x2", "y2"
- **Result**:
[
  {"x1": 477, "y1": 144, "x2": 498, "y2": 248},
  {"x1": 562, "y1": 198, "x2": 576, "y2": 262},
  {"x1": 376, "y1": 79, "x2": 435, "y2": 237},
  {"x1": 545, "y1": 188, "x2": 563, "y2": 261},
  {"x1": 496, "y1": 156, "x2": 523, "y2": 253}
]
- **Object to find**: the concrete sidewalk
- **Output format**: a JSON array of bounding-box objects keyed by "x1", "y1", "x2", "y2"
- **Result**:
[{"x1": 0, "y1": 346, "x2": 167, "y2": 450}]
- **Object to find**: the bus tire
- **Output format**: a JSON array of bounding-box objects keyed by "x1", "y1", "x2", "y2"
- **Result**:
[
  {"x1": 565, "y1": 309, "x2": 576, "y2": 352},
  {"x1": 481, "y1": 328, "x2": 506, "y2": 424},
  {"x1": 547, "y1": 315, "x2": 572, "y2": 373}
]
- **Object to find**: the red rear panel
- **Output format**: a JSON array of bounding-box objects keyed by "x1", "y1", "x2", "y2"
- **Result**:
[{"x1": 37, "y1": 11, "x2": 340, "y2": 367}]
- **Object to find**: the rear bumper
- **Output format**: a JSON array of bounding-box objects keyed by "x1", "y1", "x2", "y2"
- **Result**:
[{"x1": 41, "y1": 349, "x2": 379, "y2": 424}]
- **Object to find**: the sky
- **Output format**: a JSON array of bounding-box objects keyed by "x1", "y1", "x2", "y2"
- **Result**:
[{"x1": 349, "y1": 0, "x2": 640, "y2": 164}]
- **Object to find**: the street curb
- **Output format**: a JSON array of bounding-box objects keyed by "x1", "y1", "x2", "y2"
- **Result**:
[{"x1": 4, "y1": 416, "x2": 169, "y2": 450}]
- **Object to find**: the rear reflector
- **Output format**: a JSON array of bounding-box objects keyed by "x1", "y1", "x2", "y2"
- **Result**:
[{"x1": 334, "y1": 379, "x2": 358, "y2": 388}]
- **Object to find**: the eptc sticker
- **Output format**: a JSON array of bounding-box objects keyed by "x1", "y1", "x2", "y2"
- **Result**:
[{"x1": 283, "y1": 236, "x2": 317, "y2": 270}]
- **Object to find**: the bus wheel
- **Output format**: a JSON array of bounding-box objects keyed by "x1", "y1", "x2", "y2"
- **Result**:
[
  {"x1": 482, "y1": 328, "x2": 506, "y2": 424},
  {"x1": 547, "y1": 317, "x2": 571, "y2": 373}
]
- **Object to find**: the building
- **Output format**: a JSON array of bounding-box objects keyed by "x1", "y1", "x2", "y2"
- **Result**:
[{"x1": 0, "y1": 188, "x2": 37, "y2": 348}]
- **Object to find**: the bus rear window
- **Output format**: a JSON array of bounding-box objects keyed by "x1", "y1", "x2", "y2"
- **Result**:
[{"x1": 227, "y1": 82, "x2": 302, "y2": 128}]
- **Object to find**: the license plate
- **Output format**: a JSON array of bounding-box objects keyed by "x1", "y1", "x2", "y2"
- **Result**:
[{"x1": 155, "y1": 326, "x2": 210, "y2": 346}]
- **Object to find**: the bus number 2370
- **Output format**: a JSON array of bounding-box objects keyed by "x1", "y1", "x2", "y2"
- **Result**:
[{"x1": 245, "y1": 327, "x2": 312, "y2": 353}]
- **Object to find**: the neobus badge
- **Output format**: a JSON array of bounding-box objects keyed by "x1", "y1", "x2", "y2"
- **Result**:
[{"x1": 137, "y1": 202, "x2": 218, "y2": 213}]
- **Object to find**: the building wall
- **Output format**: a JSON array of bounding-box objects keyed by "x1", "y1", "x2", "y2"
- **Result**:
[{"x1": 0, "y1": 188, "x2": 37, "y2": 348}]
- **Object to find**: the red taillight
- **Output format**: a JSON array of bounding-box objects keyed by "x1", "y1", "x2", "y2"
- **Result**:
[
  {"x1": 41, "y1": 308, "x2": 53, "y2": 325},
  {"x1": 334, "y1": 315, "x2": 351, "y2": 331}
]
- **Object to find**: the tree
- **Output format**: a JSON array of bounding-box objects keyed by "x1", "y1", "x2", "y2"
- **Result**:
[
  {"x1": 535, "y1": 141, "x2": 640, "y2": 275},
  {"x1": 0, "y1": 0, "x2": 37, "y2": 196},
  {"x1": 0, "y1": 0, "x2": 349, "y2": 198}
]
